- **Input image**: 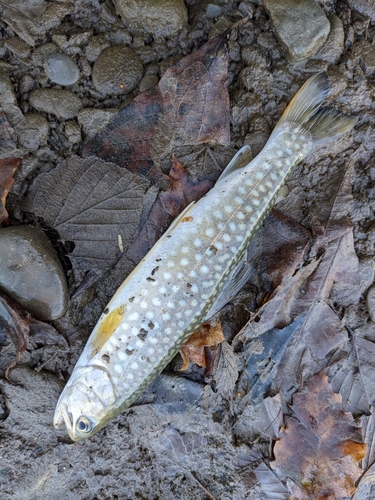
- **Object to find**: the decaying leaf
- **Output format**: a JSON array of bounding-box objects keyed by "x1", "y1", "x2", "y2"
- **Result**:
[
  {"x1": 127, "y1": 157, "x2": 212, "y2": 262},
  {"x1": 242, "y1": 315, "x2": 305, "y2": 404},
  {"x1": 23, "y1": 156, "x2": 149, "y2": 274},
  {"x1": 353, "y1": 461, "x2": 375, "y2": 500},
  {"x1": 239, "y1": 164, "x2": 358, "y2": 403},
  {"x1": 0, "y1": 155, "x2": 21, "y2": 224},
  {"x1": 180, "y1": 320, "x2": 225, "y2": 370},
  {"x1": 254, "y1": 463, "x2": 290, "y2": 500},
  {"x1": 83, "y1": 33, "x2": 230, "y2": 186},
  {"x1": 362, "y1": 406, "x2": 375, "y2": 472},
  {"x1": 211, "y1": 340, "x2": 238, "y2": 401},
  {"x1": 271, "y1": 370, "x2": 366, "y2": 500},
  {"x1": 0, "y1": 293, "x2": 30, "y2": 380},
  {"x1": 329, "y1": 329, "x2": 375, "y2": 414},
  {"x1": 0, "y1": 293, "x2": 67, "y2": 380},
  {"x1": 252, "y1": 395, "x2": 283, "y2": 440}
]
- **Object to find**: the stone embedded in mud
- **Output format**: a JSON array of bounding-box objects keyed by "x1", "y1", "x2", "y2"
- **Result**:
[
  {"x1": 18, "y1": 113, "x2": 50, "y2": 151},
  {"x1": 263, "y1": 0, "x2": 330, "y2": 60},
  {"x1": 64, "y1": 120, "x2": 81, "y2": 144},
  {"x1": 115, "y1": 0, "x2": 188, "y2": 38},
  {"x1": 354, "y1": 40, "x2": 375, "y2": 77},
  {"x1": 92, "y1": 44, "x2": 143, "y2": 96},
  {"x1": 314, "y1": 15, "x2": 344, "y2": 64},
  {"x1": 29, "y1": 88, "x2": 83, "y2": 119},
  {"x1": 0, "y1": 226, "x2": 68, "y2": 321},
  {"x1": 77, "y1": 107, "x2": 119, "y2": 137},
  {"x1": 45, "y1": 52, "x2": 80, "y2": 86}
]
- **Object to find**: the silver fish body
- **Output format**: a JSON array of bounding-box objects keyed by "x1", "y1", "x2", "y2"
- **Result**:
[{"x1": 54, "y1": 74, "x2": 356, "y2": 440}]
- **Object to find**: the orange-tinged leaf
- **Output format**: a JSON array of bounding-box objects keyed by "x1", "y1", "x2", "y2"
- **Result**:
[
  {"x1": 270, "y1": 370, "x2": 366, "y2": 500},
  {"x1": 180, "y1": 321, "x2": 225, "y2": 370}
]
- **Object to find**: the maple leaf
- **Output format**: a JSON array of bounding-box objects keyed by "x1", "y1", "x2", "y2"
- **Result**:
[
  {"x1": 83, "y1": 33, "x2": 230, "y2": 186},
  {"x1": 270, "y1": 370, "x2": 365, "y2": 500}
]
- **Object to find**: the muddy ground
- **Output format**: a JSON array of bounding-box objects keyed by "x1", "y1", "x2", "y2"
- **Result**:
[{"x1": 1, "y1": 0, "x2": 375, "y2": 499}]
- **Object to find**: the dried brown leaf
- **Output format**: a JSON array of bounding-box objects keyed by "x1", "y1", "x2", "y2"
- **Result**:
[
  {"x1": 83, "y1": 33, "x2": 230, "y2": 186},
  {"x1": 271, "y1": 370, "x2": 366, "y2": 500},
  {"x1": 0, "y1": 155, "x2": 21, "y2": 224},
  {"x1": 180, "y1": 321, "x2": 225, "y2": 370}
]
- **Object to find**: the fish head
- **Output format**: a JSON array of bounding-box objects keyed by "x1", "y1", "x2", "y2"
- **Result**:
[{"x1": 53, "y1": 364, "x2": 118, "y2": 441}]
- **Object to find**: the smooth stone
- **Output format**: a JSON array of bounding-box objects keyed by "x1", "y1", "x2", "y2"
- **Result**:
[
  {"x1": 0, "y1": 226, "x2": 68, "y2": 321},
  {"x1": 4, "y1": 38, "x2": 31, "y2": 59},
  {"x1": 206, "y1": 4, "x2": 222, "y2": 18},
  {"x1": 314, "y1": 15, "x2": 344, "y2": 64},
  {"x1": 263, "y1": 0, "x2": 330, "y2": 60},
  {"x1": 64, "y1": 120, "x2": 81, "y2": 144},
  {"x1": 115, "y1": 0, "x2": 188, "y2": 38},
  {"x1": 354, "y1": 40, "x2": 375, "y2": 77},
  {"x1": 18, "y1": 113, "x2": 50, "y2": 151},
  {"x1": 19, "y1": 74, "x2": 35, "y2": 94},
  {"x1": 139, "y1": 74, "x2": 159, "y2": 92},
  {"x1": 77, "y1": 107, "x2": 118, "y2": 137},
  {"x1": 29, "y1": 88, "x2": 83, "y2": 119},
  {"x1": 45, "y1": 52, "x2": 80, "y2": 86},
  {"x1": 92, "y1": 44, "x2": 143, "y2": 96},
  {"x1": 367, "y1": 285, "x2": 375, "y2": 323}
]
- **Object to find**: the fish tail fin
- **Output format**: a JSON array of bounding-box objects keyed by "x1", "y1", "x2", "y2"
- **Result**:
[{"x1": 277, "y1": 73, "x2": 356, "y2": 147}]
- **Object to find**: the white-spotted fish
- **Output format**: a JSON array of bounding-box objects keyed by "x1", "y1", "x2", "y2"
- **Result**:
[{"x1": 54, "y1": 74, "x2": 356, "y2": 440}]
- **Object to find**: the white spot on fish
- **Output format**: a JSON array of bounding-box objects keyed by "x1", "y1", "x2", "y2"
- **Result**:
[
  {"x1": 223, "y1": 233, "x2": 231, "y2": 242},
  {"x1": 256, "y1": 171, "x2": 263, "y2": 179},
  {"x1": 178, "y1": 321, "x2": 184, "y2": 328},
  {"x1": 191, "y1": 299, "x2": 198, "y2": 307},
  {"x1": 181, "y1": 258, "x2": 189, "y2": 266},
  {"x1": 184, "y1": 309, "x2": 192, "y2": 316},
  {"x1": 195, "y1": 254, "x2": 202, "y2": 261},
  {"x1": 121, "y1": 323, "x2": 129, "y2": 331},
  {"x1": 214, "y1": 210, "x2": 223, "y2": 219},
  {"x1": 214, "y1": 264, "x2": 222, "y2": 271},
  {"x1": 205, "y1": 228, "x2": 214, "y2": 237},
  {"x1": 270, "y1": 172, "x2": 278, "y2": 181},
  {"x1": 177, "y1": 272, "x2": 184, "y2": 279},
  {"x1": 140, "y1": 301, "x2": 147, "y2": 309},
  {"x1": 246, "y1": 205, "x2": 253, "y2": 212},
  {"x1": 172, "y1": 285, "x2": 179, "y2": 293},
  {"x1": 167, "y1": 261, "x2": 175, "y2": 268},
  {"x1": 239, "y1": 186, "x2": 246, "y2": 194},
  {"x1": 191, "y1": 284, "x2": 198, "y2": 293},
  {"x1": 176, "y1": 312, "x2": 183, "y2": 319},
  {"x1": 230, "y1": 246, "x2": 237, "y2": 253},
  {"x1": 235, "y1": 196, "x2": 243, "y2": 204},
  {"x1": 219, "y1": 253, "x2": 230, "y2": 263},
  {"x1": 236, "y1": 235, "x2": 243, "y2": 242},
  {"x1": 118, "y1": 351, "x2": 127, "y2": 361},
  {"x1": 149, "y1": 337, "x2": 158, "y2": 345},
  {"x1": 215, "y1": 241, "x2": 224, "y2": 250},
  {"x1": 201, "y1": 265, "x2": 209, "y2": 274},
  {"x1": 253, "y1": 199, "x2": 260, "y2": 206},
  {"x1": 182, "y1": 246, "x2": 189, "y2": 254},
  {"x1": 224, "y1": 205, "x2": 233, "y2": 213},
  {"x1": 275, "y1": 160, "x2": 283, "y2": 168},
  {"x1": 131, "y1": 362, "x2": 138, "y2": 369},
  {"x1": 218, "y1": 222, "x2": 225, "y2": 230},
  {"x1": 259, "y1": 185, "x2": 266, "y2": 193},
  {"x1": 159, "y1": 286, "x2": 166, "y2": 294},
  {"x1": 229, "y1": 222, "x2": 236, "y2": 231},
  {"x1": 127, "y1": 373, "x2": 134, "y2": 380},
  {"x1": 236, "y1": 211, "x2": 245, "y2": 220},
  {"x1": 152, "y1": 298, "x2": 161, "y2": 306},
  {"x1": 179, "y1": 299, "x2": 186, "y2": 306},
  {"x1": 165, "y1": 327, "x2": 172, "y2": 335},
  {"x1": 147, "y1": 347, "x2": 155, "y2": 355},
  {"x1": 162, "y1": 312, "x2": 171, "y2": 321},
  {"x1": 114, "y1": 364, "x2": 122, "y2": 374},
  {"x1": 163, "y1": 272, "x2": 171, "y2": 280},
  {"x1": 194, "y1": 238, "x2": 202, "y2": 247},
  {"x1": 167, "y1": 301, "x2": 175, "y2": 309}
]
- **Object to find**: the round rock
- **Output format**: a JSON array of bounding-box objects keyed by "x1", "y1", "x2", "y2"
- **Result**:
[
  {"x1": 65, "y1": 120, "x2": 81, "y2": 144},
  {"x1": 19, "y1": 113, "x2": 50, "y2": 151},
  {"x1": 0, "y1": 226, "x2": 68, "y2": 321},
  {"x1": 29, "y1": 88, "x2": 83, "y2": 119},
  {"x1": 92, "y1": 45, "x2": 143, "y2": 96},
  {"x1": 45, "y1": 52, "x2": 80, "y2": 86},
  {"x1": 115, "y1": 0, "x2": 188, "y2": 38}
]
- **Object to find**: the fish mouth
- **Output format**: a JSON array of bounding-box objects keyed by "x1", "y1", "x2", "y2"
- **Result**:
[{"x1": 54, "y1": 402, "x2": 73, "y2": 436}]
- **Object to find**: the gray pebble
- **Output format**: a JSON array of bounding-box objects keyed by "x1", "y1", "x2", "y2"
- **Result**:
[
  {"x1": 263, "y1": 0, "x2": 330, "y2": 60},
  {"x1": 92, "y1": 45, "x2": 143, "y2": 96},
  {"x1": 314, "y1": 15, "x2": 344, "y2": 64},
  {"x1": 19, "y1": 114, "x2": 50, "y2": 151},
  {"x1": 77, "y1": 107, "x2": 118, "y2": 137},
  {"x1": 19, "y1": 74, "x2": 35, "y2": 94},
  {"x1": 139, "y1": 74, "x2": 159, "y2": 92},
  {"x1": 4, "y1": 37, "x2": 31, "y2": 59},
  {"x1": 64, "y1": 120, "x2": 81, "y2": 144},
  {"x1": 85, "y1": 35, "x2": 110, "y2": 63},
  {"x1": 45, "y1": 53, "x2": 80, "y2": 86},
  {"x1": 29, "y1": 88, "x2": 83, "y2": 119},
  {"x1": 367, "y1": 285, "x2": 375, "y2": 323},
  {"x1": 206, "y1": 4, "x2": 222, "y2": 18},
  {"x1": 0, "y1": 226, "x2": 68, "y2": 321},
  {"x1": 115, "y1": 0, "x2": 188, "y2": 38}
]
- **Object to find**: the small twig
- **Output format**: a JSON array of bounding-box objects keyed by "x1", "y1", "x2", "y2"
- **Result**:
[{"x1": 189, "y1": 472, "x2": 218, "y2": 500}]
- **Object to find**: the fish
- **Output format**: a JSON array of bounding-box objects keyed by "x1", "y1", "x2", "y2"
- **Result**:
[{"x1": 54, "y1": 73, "x2": 356, "y2": 441}]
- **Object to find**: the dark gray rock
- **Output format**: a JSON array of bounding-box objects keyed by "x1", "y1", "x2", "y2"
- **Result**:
[
  {"x1": 0, "y1": 226, "x2": 68, "y2": 320},
  {"x1": 45, "y1": 53, "x2": 80, "y2": 86},
  {"x1": 314, "y1": 15, "x2": 344, "y2": 64},
  {"x1": 18, "y1": 113, "x2": 50, "y2": 151},
  {"x1": 263, "y1": 0, "x2": 330, "y2": 60},
  {"x1": 64, "y1": 120, "x2": 81, "y2": 144},
  {"x1": 115, "y1": 0, "x2": 188, "y2": 38},
  {"x1": 92, "y1": 44, "x2": 143, "y2": 96},
  {"x1": 29, "y1": 88, "x2": 83, "y2": 119}
]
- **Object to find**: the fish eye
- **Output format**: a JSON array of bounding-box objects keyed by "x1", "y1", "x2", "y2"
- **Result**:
[{"x1": 76, "y1": 416, "x2": 93, "y2": 434}]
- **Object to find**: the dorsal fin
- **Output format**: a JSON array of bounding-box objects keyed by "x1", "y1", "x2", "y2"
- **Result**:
[{"x1": 216, "y1": 145, "x2": 252, "y2": 183}]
